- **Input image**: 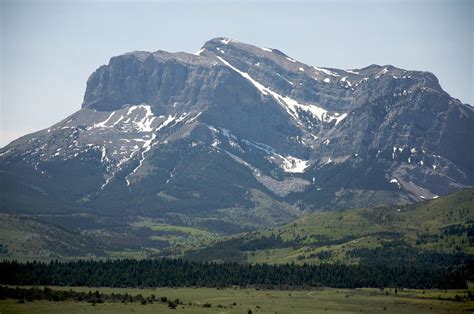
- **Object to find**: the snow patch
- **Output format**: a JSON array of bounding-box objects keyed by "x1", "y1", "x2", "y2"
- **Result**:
[
  {"x1": 133, "y1": 105, "x2": 156, "y2": 132},
  {"x1": 156, "y1": 114, "x2": 176, "y2": 131},
  {"x1": 186, "y1": 112, "x2": 202, "y2": 124},
  {"x1": 0, "y1": 148, "x2": 13, "y2": 156},
  {"x1": 241, "y1": 138, "x2": 310, "y2": 173},
  {"x1": 217, "y1": 56, "x2": 347, "y2": 126},
  {"x1": 100, "y1": 146, "x2": 109, "y2": 163},
  {"x1": 91, "y1": 105, "x2": 157, "y2": 132},
  {"x1": 375, "y1": 67, "x2": 389, "y2": 79},
  {"x1": 390, "y1": 178, "x2": 401, "y2": 189},
  {"x1": 313, "y1": 66, "x2": 339, "y2": 77},
  {"x1": 207, "y1": 125, "x2": 219, "y2": 133},
  {"x1": 217, "y1": 56, "x2": 269, "y2": 96},
  {"x1": 280, "y1": 155, "x2": 310, "y2": 173},
  {"x1": 126, "y1": 133, "x2": 157, "y2": 186},
  {"x1": 93, "y1": 112, "x2": 115, "y2": 128},
  {"x1": 333, "y1": 113, "x2": 348, "y2": 125},
  {"x1": 194, "y1": 48, "x2": 205, "y2": 56},
  {"x1": 112, "y1": 115, "x2": 125, "y2": 126},
  {"x1": 175, "y1": 112, "x2": 190, "y2": 124},
  {"x1": 340, "y1": 76, "x2": 353, "y2": 87},
  {"x1": 346, "y1": 70, "x2": 360, "y2": 74}
]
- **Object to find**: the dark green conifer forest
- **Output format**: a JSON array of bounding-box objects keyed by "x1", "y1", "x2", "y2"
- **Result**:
[{"x1": 1, "y1": 258, "x2": 472, "y2": 289}]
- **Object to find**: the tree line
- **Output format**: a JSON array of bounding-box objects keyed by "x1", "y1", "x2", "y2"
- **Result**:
[
  {"x1": 0, "y1": 258, "x2": 471, "y2": 289},
  {"x1": 0, "y1": 286, "x2": 182, "y2": 308}
]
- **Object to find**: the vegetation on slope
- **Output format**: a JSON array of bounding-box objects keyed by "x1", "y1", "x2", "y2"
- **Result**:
[{"x1": 182, "y1": 188, "x2": 474, "y2": 265}]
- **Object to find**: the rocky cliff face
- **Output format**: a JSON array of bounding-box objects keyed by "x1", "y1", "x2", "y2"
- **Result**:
[{"x1": 1, "y1": 37, "x2": 473, "y2": 232}]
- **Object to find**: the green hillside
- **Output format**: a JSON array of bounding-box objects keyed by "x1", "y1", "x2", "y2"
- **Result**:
[
  {"x1": 183, "y1": 188, "x2": 474, "y2": 265},
  {"x1": 1, "y1": 189, "x2": 472, "y2": 265},
  {"x1": 0, "y1": 188, "x2": 296, "y2": 261},
  {"x1": 0, "y1": 214, "x2": 105, "y2": 262}
]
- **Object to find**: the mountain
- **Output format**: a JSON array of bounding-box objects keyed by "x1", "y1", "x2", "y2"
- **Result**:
[
  {"x1": 182, "y1": 188, "x2": 474, "y2": 266},
  {"x1": 1, "y1": 37, "x2": 473, "y2": 236}
]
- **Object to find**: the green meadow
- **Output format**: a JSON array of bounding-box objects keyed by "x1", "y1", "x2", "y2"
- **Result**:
[{"x1": 1, "y1": 286, "x2": 472, "y2": 313}]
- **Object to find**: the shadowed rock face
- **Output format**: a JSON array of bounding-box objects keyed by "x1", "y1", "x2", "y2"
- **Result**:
[{"x1": 1, "y1": 37, "x2": 473, "y2": 229}]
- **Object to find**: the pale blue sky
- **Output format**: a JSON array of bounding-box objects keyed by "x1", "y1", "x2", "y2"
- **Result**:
[{"x1": 1, "y1": 0, "x2": 472, "y2": 147}]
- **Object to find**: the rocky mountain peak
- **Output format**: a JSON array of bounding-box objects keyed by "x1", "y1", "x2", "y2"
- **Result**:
[{"x1": 1, "y1": 38, "x2": 472, "y2": 228}]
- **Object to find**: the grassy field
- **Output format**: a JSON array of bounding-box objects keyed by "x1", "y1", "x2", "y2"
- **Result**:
[
  {"x1": 1, "y1": 286, "x2": 472, "y2": 313},
  {"x1": 131, "y1": 217, "x2": 218, "y2": 254}
]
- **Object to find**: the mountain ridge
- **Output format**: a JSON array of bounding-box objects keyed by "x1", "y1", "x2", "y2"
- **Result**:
[{"x1": 1, "y1": 38, "x2": 473, "y2": 232}]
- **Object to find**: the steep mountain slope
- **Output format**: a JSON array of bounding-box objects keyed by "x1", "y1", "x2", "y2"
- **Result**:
[
  {"x1": 1, "y1": 38, "x2": 473, "y2": 232},
  {"x1": 182, "y1": 188, "x2": 474, "y2": 265}
]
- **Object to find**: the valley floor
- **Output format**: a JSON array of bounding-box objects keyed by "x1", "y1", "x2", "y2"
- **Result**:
[{"x1": 0, "y1": 286, "x2": 472, "y2": 313}]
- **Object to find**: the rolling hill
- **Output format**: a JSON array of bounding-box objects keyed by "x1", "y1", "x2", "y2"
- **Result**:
[{"x1": 182, "y1": 188, "x2": 474, "y2": 266}]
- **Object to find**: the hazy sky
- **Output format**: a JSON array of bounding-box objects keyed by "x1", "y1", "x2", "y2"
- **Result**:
[{"x1": 1, "y1": 0, "x2": 472, "y2": 147}]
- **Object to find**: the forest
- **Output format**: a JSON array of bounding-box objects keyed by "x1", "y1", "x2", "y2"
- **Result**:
[{"x1": 1, "y1": 258, "x2": 472, "y2": 290}]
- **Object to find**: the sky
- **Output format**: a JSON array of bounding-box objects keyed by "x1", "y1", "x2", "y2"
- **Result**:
[{"x1": 1, "y1": 0, "x2": 472, "y2": 147}]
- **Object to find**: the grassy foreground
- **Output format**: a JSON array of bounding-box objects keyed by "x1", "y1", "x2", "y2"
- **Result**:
[{"x1": 1, "y1": 286, "x2": 473, "y2": 313}]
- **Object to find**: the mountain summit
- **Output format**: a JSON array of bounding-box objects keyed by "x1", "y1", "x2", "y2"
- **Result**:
[{"x1": 1, "y1": 37, "x2": 473, "y2": 233}]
